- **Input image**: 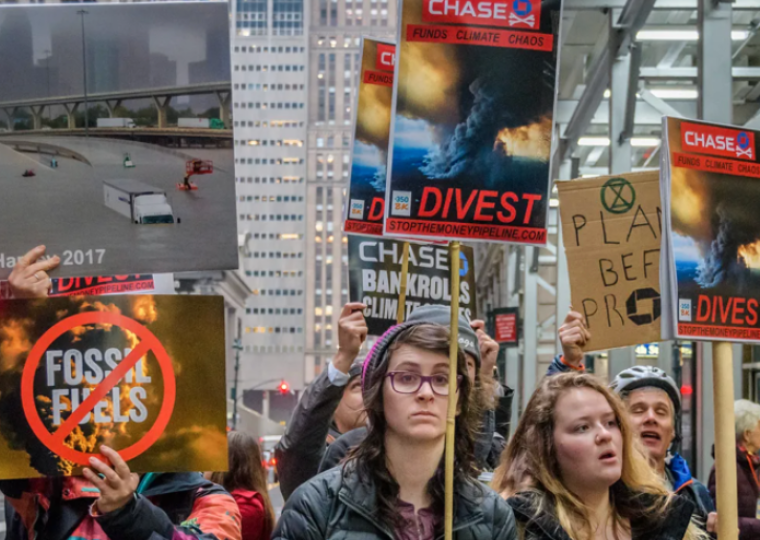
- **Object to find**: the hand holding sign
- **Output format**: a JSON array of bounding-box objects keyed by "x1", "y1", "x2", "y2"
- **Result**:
[
  {"x1": 335, "y1": 303, "x2": 368, "y2": 373},
  {"x1": 471, "y1": 319, "x2": 499, "y2": 379},
  {"x1": 558, "y1": 310, "x2": 590, "y2": 368},
  {"x1": 8, "y1": 245, "x2": 60, "y2": 298},
  {"x1": 83, "y1": 445, "x2": 140, "y2": 514}
]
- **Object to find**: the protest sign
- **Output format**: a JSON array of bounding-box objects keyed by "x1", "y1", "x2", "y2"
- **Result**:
[
  {"x1": 384, "y1": 0, "x2": 560, "y2": 245},
  {"x1": 557, "y1": 172, "x2": 662, "y2": 352},
  {"x1": 345, "y1": 39, "x2": 395, "y2": 236},
  {"x1": 0, "y1": 3, "x2": 236, "y2": 279},
  {"x1": 492, "y1": 307, "x2": 519, "y2": 346},
  {"x1": 661, "y1": 117, "x2": 760, "y2": 342},
  {"x1": 348, "y1": 235, "x2": 476, "y2": 335},
  {"x1": 1, "y1": 274, "x2": 175, "y2": 299},
  {"x1": 0, "y1": 295, "x2": 227, "y2": 479}
]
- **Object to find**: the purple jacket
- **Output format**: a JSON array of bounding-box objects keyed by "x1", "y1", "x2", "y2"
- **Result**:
[{"x1": 708, "y1": 445, "x2": 760, "y2": 540}]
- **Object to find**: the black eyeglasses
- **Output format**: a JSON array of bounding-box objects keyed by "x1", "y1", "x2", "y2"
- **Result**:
[{"x1": 385, "y1": 371, "x2": 462, "y2": 396}]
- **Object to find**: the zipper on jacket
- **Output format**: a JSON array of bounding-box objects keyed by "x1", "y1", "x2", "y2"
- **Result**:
[{"x1": 338, "y1": 493, "x2": 395, "y2": 540}]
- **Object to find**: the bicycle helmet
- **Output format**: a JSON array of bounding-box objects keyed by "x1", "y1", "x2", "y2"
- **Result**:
[{"x1": 610, "y1": 365, "x2": 682, "y2": 446}]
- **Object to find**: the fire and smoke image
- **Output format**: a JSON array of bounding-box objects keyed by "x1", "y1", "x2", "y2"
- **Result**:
[
  {"x1": 386, "y1": 0, "x2": 561, "y2": 233},
  {"x1": 0, "y1": 295, "x2": 227, "y2": 479},
  {"x1": 350, "y1": 39, "x2": 394, "y2": 197},
  {"x1": 667, "y1": 119, "x2": 760, "y2": 298},
  {"x1": 345, "y1": 39, "x2": 395, "y2": 234}
]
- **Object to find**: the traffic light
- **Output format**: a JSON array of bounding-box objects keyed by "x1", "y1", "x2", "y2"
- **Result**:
[{"x1": 278, "y1": 380, "x2": 289, "y2": 394}]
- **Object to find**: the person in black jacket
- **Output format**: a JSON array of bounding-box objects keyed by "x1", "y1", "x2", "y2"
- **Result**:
[
  {"x1": 551, "y1": 311, "x2": 717, "y2": 533},
  {"x1": 316, "y1": 306, "x2": 513, "y2": 477},
  {"x1": 493, "y1": 373, "x2": 706, "y2": 540},
  {"x1": 275, "y1": 302, "x2": 369, "y2": 500},
  {"x1": 273, "y1": 321, "x2": 516, "y2": 540},
  {"x1": 278, "y1": 304, "x2": 513, "y2": 500},
  {"x1": 1, "y1": 248, "x2": 242, "y2": 540}
]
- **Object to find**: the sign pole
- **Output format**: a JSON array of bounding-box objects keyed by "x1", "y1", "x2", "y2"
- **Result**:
[
  {"x1": 444, "y1": 241, "x2": 460, "y2": 540},
  {"x1": 713, "y1": 341, "x2": 739, "y2": 540},
  {"x1": 396, "y1": 241, "x2": 410, "y2": 324}
]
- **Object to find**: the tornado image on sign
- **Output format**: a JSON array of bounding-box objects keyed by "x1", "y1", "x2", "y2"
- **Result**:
[
  {"x1": 384, "y1": 0, "x2": 561, "y2": 245},
  {"x1": 0, "y1": 2, "x2": 235, "y2": 278},
  {"x1": 344, "y1": 39, "x2": 396, "y2": 237},
  {"x1": 663, "y1": 116, "x2": 760, "y2": 342}
]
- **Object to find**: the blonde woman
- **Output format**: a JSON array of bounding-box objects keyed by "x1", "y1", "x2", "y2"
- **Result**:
[{"x1": 493, "y1": 373, "x2": 706, "y2": 540}]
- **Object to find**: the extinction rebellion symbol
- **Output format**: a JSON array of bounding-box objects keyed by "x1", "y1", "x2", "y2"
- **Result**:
[{"x1": 601, "y1": 177, "x2": 636, "y2": 215}]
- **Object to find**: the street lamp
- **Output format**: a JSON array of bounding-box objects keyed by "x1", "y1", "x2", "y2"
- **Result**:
[
  {"x1": 231, "y1": 338, "x2": 243, "y2": 429},
  {"x1": 77, "y1": 10, "x2": 89, "y2": 139},
  {"x1": 43, "y1": 49, "x2": 51, "y2": 121}
]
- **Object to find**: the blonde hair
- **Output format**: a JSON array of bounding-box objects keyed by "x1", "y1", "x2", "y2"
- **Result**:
[
  {"x1": 493, "y1": 373, "x2": 706, "y2": 540},
  {"x1": 734, "y1": 399, "x2": 760, "y2": 444}
]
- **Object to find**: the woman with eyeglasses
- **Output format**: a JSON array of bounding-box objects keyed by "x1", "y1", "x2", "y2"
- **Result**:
[{"x1": 272, "y1": 322, "x2": 516, "y2": 540}]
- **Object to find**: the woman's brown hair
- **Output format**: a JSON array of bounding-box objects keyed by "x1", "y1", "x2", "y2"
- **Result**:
[
  {"x1": 210, "y1": 431, "x2": 276, "y2": 537},
  {"x1": 345, "y1": 323, "x2": 480, "y2": 532},
  {"x1": 493, "y1": 373, "x2": 706, "y2": 540}
]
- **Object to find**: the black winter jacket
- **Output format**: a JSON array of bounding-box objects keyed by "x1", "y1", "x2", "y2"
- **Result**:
[
  {"x1": 275, "y1": 368, "x2": 346, "y2": 501},
  {"x1": 273, "y1": 466, "x2": 518, "y2": 540},
  {"x1": 507, "y1": 484, "x2": 696, "y2": 540}
]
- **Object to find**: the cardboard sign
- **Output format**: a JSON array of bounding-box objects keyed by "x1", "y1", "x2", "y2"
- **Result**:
[
  {"x1": 348, "y1": 235, "x2": 476, "y2": 335},
  {"x1": 661, "y1": 117, "x2": 760, "y2": 342},
  {"x1": 493, "y1": 307, "x2": 518, "y2": 345},
  {"x1": 384, "y1": 0, "x2": 560, "y2": 245},
  {"x1": 557, "y1": 172, "x2": 662, "y2": 352},
  {"x1": 0, "y1": 3, "x2": 236, "y2": 279},
  {"x1": 345, "y1": 39, "x2": 396, "y2": 236},
  {"x1": 0, "y1": 295, "x2": 227, "y2": 478}
]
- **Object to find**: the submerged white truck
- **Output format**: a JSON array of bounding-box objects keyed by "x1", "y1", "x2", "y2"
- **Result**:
[
  {"x1": 103, "y1": 179, "x2": 178, "y2": 224},
  {"x1": 97, "y1": 118, "x2": 136, "y2": 128}
]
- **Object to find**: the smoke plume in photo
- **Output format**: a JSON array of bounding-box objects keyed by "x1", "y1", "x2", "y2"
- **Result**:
[
  {"x1": 392, "y1": 0, "x2": 561, "y2": 195},
  {"x1": 671, "y1": 166, "x2": 760, "y2": 291}
]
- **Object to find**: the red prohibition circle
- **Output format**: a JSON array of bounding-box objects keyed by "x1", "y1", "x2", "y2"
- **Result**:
[{"x1": 21, "y1": 311, "x2": 176, "y2": 466}]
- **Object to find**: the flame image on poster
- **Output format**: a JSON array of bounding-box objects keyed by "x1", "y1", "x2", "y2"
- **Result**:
[
  {"x1": 663, "y1": 116, "x2": 760, "y2": 342},
  {"x1": 0, "y1": 295, "x2": 226, "y2": 479},
  {"x1": 345, "y1": 39, "x2": 396, "y2": 236},
  {"x1": 384, "y1": 0, "x2": 561, "y2": 244}
]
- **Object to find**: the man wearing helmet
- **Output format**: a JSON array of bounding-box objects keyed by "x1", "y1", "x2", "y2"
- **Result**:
[{"x1": 549, "y1": 310, "x2": 717, "y2": 533}]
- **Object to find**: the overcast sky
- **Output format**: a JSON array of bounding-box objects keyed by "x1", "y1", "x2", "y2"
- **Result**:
[{"x1": 0, "y1": 2, "x2": 230, "y2": 98}]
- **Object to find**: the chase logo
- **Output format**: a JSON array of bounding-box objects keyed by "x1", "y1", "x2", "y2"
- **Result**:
[
  {"x1": 349, "y1": 199, "x2": 364, "y2": 218},
  {"x1": 681, "y1": 121, "x2": 756, "y2": 161},
  {"x1": 678, "y1": 299, "x2": 691, "y2": 322},
  {"x1": 459, "y1": 251, "x2": 469, "y2": 277},
  {"x1": 376, "y1": 43, "x2": 396, "y2": 72},
  {"x1": 391, "y1": 191, "x2": 412, "y2": 216},
  {"x1": 737, "y1": 131, "x2": 753, "y2": 159}
]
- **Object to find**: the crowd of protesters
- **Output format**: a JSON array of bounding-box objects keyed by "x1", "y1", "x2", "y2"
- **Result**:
[{"x1": 1, "y1": 246, "x2": 758, "y2": 540}]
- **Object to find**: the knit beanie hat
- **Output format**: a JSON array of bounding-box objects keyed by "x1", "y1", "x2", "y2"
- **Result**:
[{"x1": 361, "y1": 305, "x2": 478, "y2": 396}]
